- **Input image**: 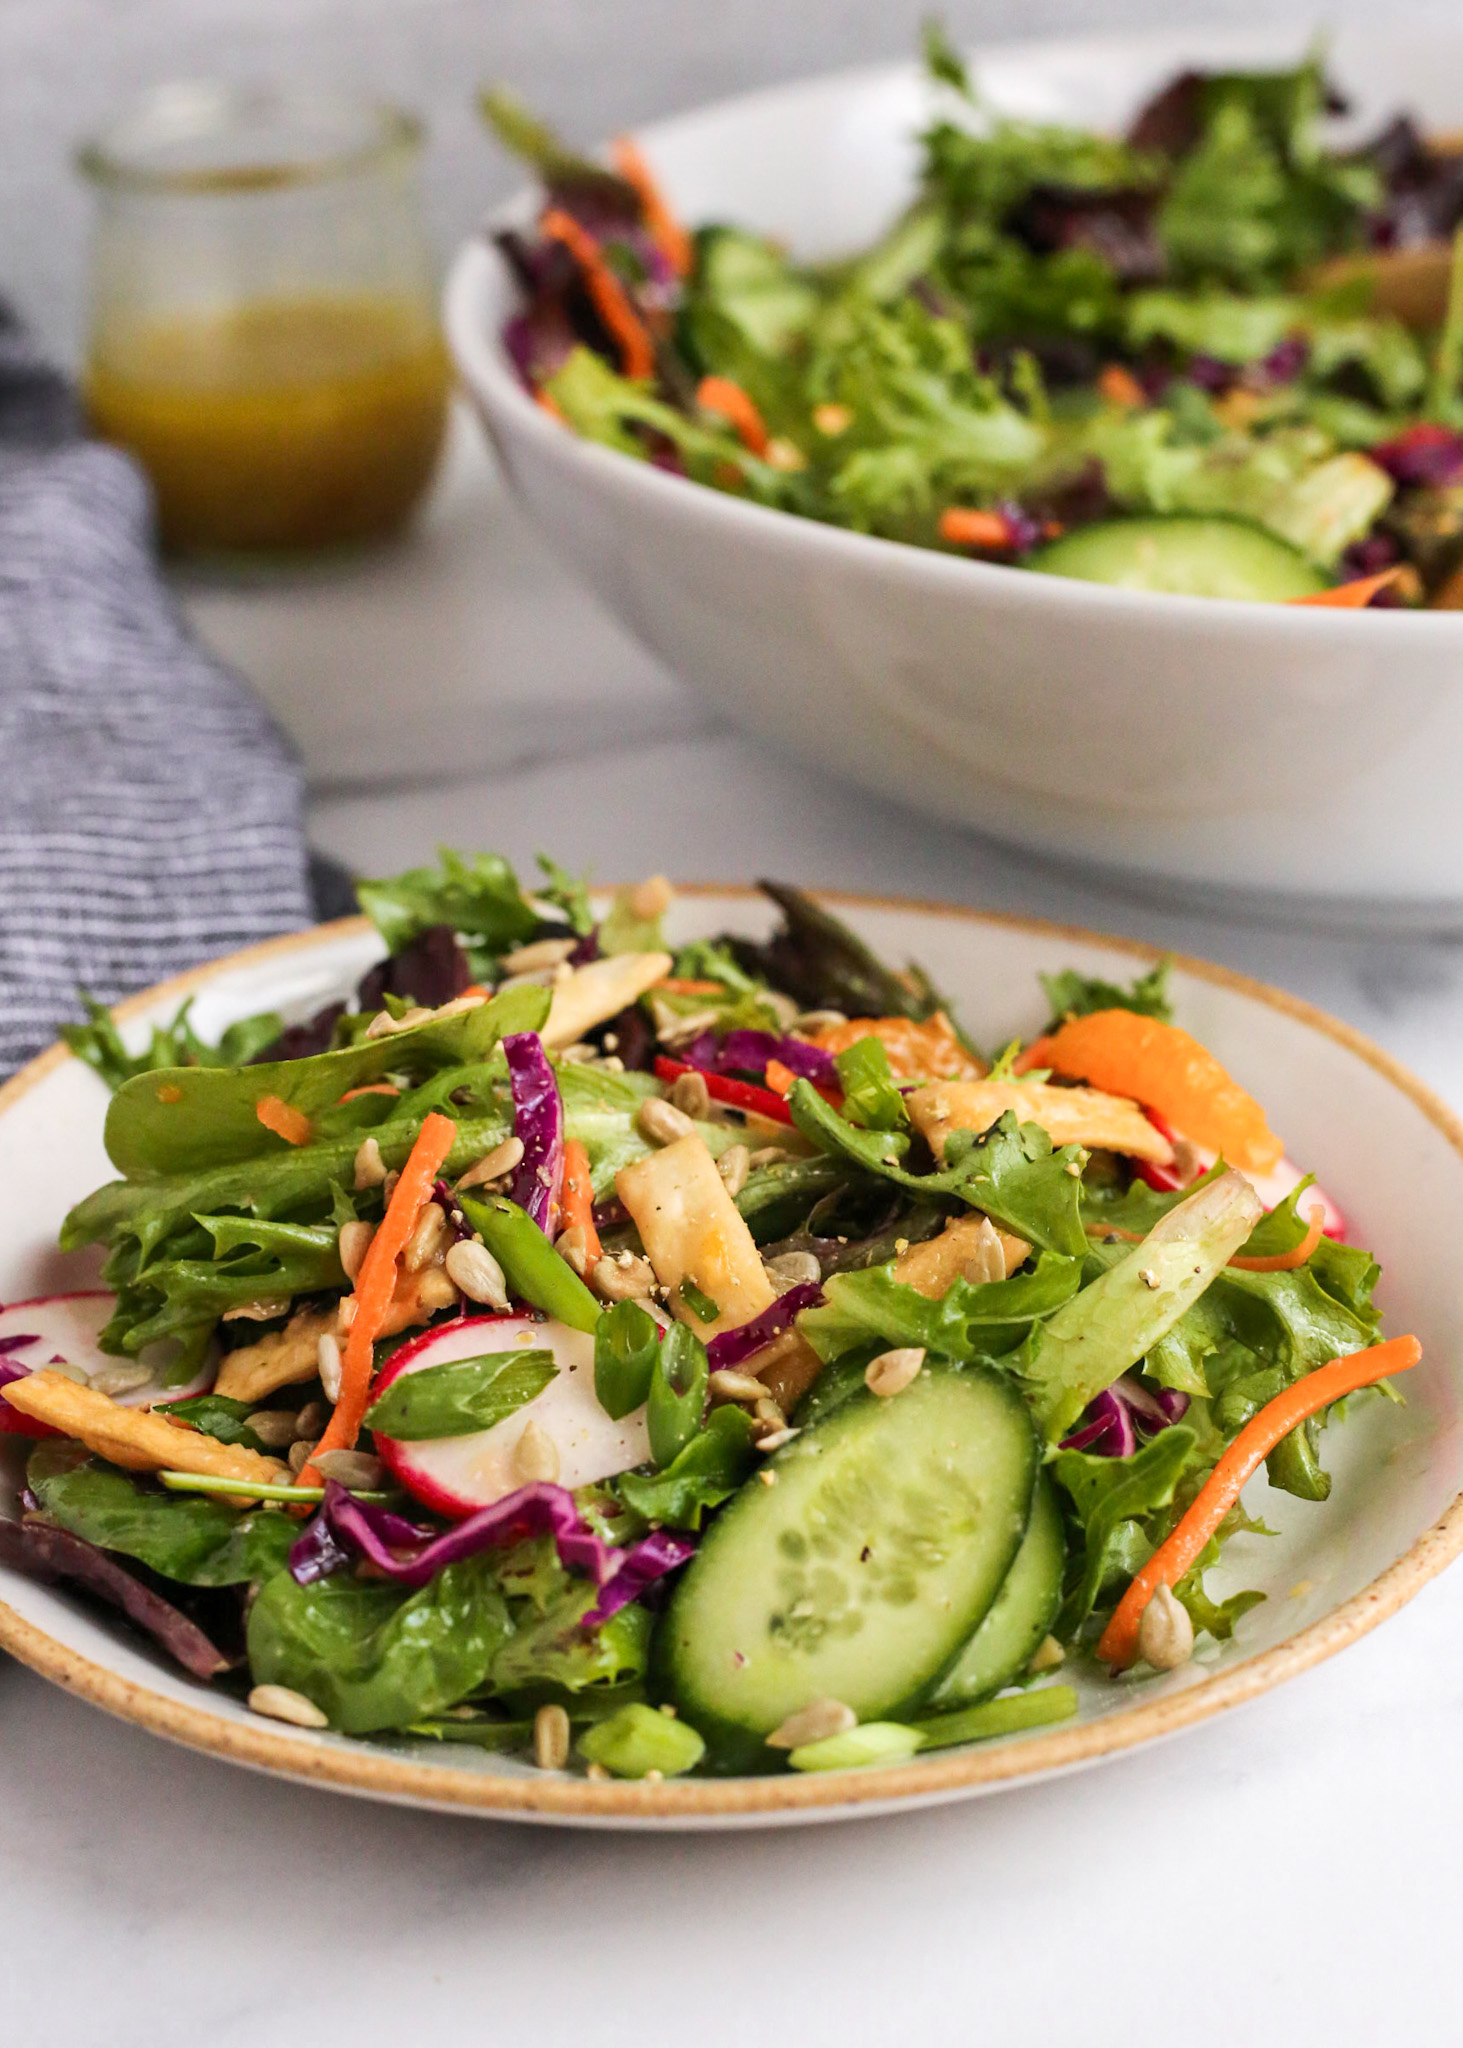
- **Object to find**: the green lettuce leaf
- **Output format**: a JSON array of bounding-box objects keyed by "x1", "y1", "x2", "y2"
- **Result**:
[
  {"x1": 247, "y1": 1557, "x2": 514, "y2": 1734},
  {"x1": 834, "y1": 1035, "x2": 908, "y2": 1130},
  {"x1": 27, "y1": 1444, "x2": 296, "y2": 1585},
  {"x1": 787, "y1": 1089, "x2": 1089, "y2": 1256},
  {"x1": 1051, "y1": 1426, "x2": 1199, "y2": 1633},
  {"x1": 1157, "y1": 64, "x2": 1380, "y2": 291},
  {"x1": 61, "y1": 993, "x2": 284, "y2": 1095},
  {"x1": 797, "y1": 1250, "x2": 1083, "y2": 1364},
  {"x1": 363, "y1": 1348, "x2": 557, "y2": 1441},
  {"x1": 614, "y1": 1406, "x2": 759, "y2": 1529},
  {"x1": 152, "y1": 1392, "x2": 267, "y2": 1451},
  {"x1": 102, "y1": 983, "x2": 547, "y2": 1180},
  {"x1": 1039, "y1": 957, "x2": 1173, "y2": 1027},
  {"x1": 356, "y1": 846, "x2": 539, "y2": 964}
]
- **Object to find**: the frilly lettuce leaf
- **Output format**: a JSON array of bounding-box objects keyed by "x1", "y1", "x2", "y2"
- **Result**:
[
  {"x1": 796, "y1": 1250, "x2": 1083, "y2": 1364},
  {"x1": 1051, "y1": 1426, "x2": 1199, "y2": 1634}
]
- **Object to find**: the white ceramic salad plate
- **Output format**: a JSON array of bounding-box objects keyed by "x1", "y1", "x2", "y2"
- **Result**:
[
  {"x1": 1, "y1": 890, "x2": 1460, "y2": 1828},
  {"x1": 446, "y1": 23, "x2": 1463, "y2": 927}
]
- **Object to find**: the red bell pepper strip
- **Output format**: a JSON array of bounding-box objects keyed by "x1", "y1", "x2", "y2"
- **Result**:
[{"x1": 654, "y1": 1056, "x2": 793, "y2": 1126}]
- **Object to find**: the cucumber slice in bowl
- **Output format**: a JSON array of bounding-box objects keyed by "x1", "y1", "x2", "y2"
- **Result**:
[
  {"x1": 1030, "y1": 515, "x2": 1328, "y2": 601},
  {"x1": 926, "y1": 1471, "x2": 1064, "y2": 1710},
  {"x1": 653, "y1": 1364, "x2": 1038, "y2": 1773}
]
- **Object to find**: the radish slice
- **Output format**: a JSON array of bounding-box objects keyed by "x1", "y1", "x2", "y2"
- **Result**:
[
  {"x1": 0, "y1": 1292, "x2": 215, "y2": 1437},
  {"x1": 372, "y1": 1313, "x2": 651, "y2": 1519},
  {"x1": 1157, "y1": 1135, "x2": 1348, "y2": 1240}
]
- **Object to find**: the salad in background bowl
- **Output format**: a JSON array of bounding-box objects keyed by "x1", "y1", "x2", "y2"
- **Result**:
[
  {"x1": 445, "y1": 26, "x2": 1463, "y2": 922},
  {"x1": 483, "y1": 28, "x2": 1463, "y2": 609},
  {"x1": 0, "y1": 853, "x2": 1425, "y2": 1784}
]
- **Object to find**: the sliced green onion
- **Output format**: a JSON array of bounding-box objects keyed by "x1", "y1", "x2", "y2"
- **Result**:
[
  {"x1": 787, "y1": 1722, "x2": 923, "y2": 1772},
  {"x1": 576, "y1": 1702, "x2": 706, "y2": 1779},
  {"x1": 912, "y1": 1684, "x2": 1079, "y2": 1751}
]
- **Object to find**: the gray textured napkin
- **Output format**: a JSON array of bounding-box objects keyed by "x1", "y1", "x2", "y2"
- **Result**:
[{"x1": 0, "y1": 309, "x2": 317, "y2": 1079}]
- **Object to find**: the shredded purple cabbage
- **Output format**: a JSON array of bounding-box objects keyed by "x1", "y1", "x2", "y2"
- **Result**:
[
  {"x1": 582, "y1": 1528, "x2": 695, "y2": 1627},
  {"x1": 502, "y1": 1030, "x2": 565, "y2": 1236},
  {"x1": 706, "y1": 1283, "x2": 824, "y2": 1372},
  {"x1": 287, "y1": 1491, "x2": 435, "y2": 1585},
  {"x1": 290, "y1": 1480, "x2": 612, "y2": 1590},
  {"x1": 681, "y1": 1029, "x2": 840, "y2": 1092},
  {"x1": 289, "y1": 1481, "x2": 696, "y2": 1628},
  {"x1": 1061, "y1": 1373, "x2": 1189, "y2": 1457},
  {"x1": 0, "y1": 1334, "x2": 38, "y2": 1358}
]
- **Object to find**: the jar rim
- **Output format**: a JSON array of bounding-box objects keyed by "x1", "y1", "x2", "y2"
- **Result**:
[{"x1": 76, "y1": 79, "x2": 424, "y2": 194}]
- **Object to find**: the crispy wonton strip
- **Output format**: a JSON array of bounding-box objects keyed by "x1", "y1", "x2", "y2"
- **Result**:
[
  {"x1": 1, "y1": 1370, "x2": 287, "y2": 1484},
  {"x1": 908, "y1": 1079, "x2": 1174, "y2": 1166}
]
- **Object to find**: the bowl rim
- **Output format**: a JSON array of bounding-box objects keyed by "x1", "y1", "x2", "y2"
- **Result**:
[
  {"x1": 2, "y1": 887, "x2": 1461, "y2": 1821},
  {"x1": 444, "y1": 39, "x2": 1463, "y2": 638}
]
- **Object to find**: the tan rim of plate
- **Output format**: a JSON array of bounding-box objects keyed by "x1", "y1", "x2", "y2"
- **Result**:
[{"x1": 2, "y1": 888, "x2": 1462, "y2": 1820}]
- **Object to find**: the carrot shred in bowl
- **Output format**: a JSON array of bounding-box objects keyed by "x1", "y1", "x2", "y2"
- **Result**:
[{"x1": 255, "y1": 1095, "x2": 311, "y2": 1146}]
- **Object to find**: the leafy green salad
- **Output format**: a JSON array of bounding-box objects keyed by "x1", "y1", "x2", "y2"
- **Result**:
[
  {"x1": 487, "y1": 30, "x2": 1463, "y2": 605},
  {"x1": 0, "y1": 852, "x2": 1416, "y2": 1779}
]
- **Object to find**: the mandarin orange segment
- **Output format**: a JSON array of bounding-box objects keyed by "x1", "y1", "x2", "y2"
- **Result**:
[
  {"x1": 809, "y1": 1011, "x2": 987, "y2": 1081},
  {"x1": 1039, "y1": 1009, "x2": 1282, "y2": 1173}
]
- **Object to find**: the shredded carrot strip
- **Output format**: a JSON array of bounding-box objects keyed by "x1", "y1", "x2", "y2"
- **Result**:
[
  {"x1": 697, "y1": 376, "x2": 769, "y2": 455},
  {"x1": 297, "y1": 1111, "x2": 458, "y2": 1483},
  {"x1": 696, "y1": 375, "x2": 770, "y2": 456},
  {"x1": 611, "y1": 135, "x2": 693, "y2": 277},
  {"x1": 540, "y1": 207, "x2": 656, "y2": 380},
  {"x1": 460, "y1": 984, "x2": 488, "y2": 998},
  {"x1": 654, "y1": 977, "x2": 724, "y2": 996},
  {"x1": 764, "y1": 1059, "x2": 798, "y2": 1098},
  {"x1": 1229, "y1": 1204, "x2": 1326, "y2": 1272},
  {"x1": 338, "y1": 1083, "x2": 400, "y2": 1104},
  {"x1": 1289, "y1": 567, "x2": 1404, "y2": 609},
  {"x1": 560, "y1": 1139, "x2": 602, "y2": 1268},
  {"x1": 536, "y1": 389, "x2": 569, "y2": 424},
  {"x1": 1084, "y1": 1220, "x2": 1144, "y2": 1242},
  {"x1": 1097, "y1": 1334, "x2": 1421, "y2": 1668},
  {"x1": 255, "y1": 1095, "x2": 312, "y2": 1146},
  {"x1": 938, "y1": 507, "x2": 1014, "y2": 550},
  {"x1": 1098, "y1": 364, "x2": 1147, "y2": 408}
]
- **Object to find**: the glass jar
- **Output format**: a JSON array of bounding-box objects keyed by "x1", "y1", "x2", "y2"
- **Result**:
[{"x1": 77, "y1": 81, "x2": 451, "y2": 558}]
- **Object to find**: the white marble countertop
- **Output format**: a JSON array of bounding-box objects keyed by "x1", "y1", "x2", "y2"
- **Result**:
[{"x1": 9, "y1": 426, "x2": 1462, "y2": 2047}]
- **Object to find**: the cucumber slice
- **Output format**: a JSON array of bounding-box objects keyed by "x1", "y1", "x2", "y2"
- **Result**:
[
  {"x1": 1030, "y1": 515, "x2": 1327, "y2": 601},
  {"x1": 654, "y1": 1364, "x2": 1038, "y2": 1771},
  {"x1": 926, "y1": 1471, "x2": 1064, "y2": 1709}
]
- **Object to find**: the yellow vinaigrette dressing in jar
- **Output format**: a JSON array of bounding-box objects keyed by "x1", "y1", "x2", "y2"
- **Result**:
[
  {"x1": 78, "y1": 83, "x2": 449, "y2": 558},
  {"x1": 85, "y1": 295, "x2": 449, "y2": 553}
]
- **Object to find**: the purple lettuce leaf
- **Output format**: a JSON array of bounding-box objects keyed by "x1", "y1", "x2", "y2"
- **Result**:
[
  {"x1": 680, "y1": 1028, "x2": 840, "y2": 1092},
  {"x1": 0, "y1": 1516, "x2": 231, "y2": 1681},
  {"x1": 705, "y1": 1282, "x2": 825, "y2": 1372},
  {"x1": 502, "y1": 1030, "x2": 565, "y2": 1236},
  {"x1": 1370, "y1": 423, "x2": 1463, "y2": 489}
]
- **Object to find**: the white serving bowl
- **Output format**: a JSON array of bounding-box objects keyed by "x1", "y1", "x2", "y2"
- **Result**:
[{"x1": 447, "y1": 24, "x2": 1463, "y2": 927}]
